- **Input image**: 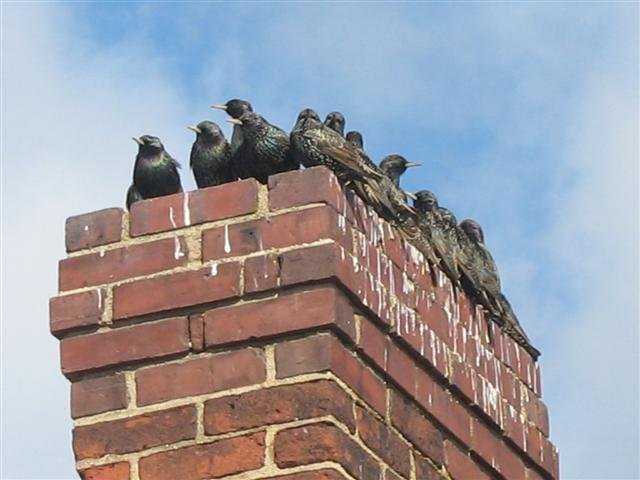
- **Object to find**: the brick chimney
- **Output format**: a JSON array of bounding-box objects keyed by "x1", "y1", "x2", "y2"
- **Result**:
[{"x1": 50, "y1": 166, "x2": 558, "y2": 480}]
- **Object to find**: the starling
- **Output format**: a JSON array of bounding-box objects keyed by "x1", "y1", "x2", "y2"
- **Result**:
[
  {"x1": 188, "y1": 121, "x2": 234, "y2": 188},
  {"x1": 379, "y1": 155, "x2": 421, "y2": 189},
  {"x1": 227, "y1": 111, "x2": 298, "y2": 183},
  {"x1": 290, "y1": 108, "x2": 323, "y2": 168},
  {"x1": 126, "y1": 184, "x2": 143, "y2": 210},
  {"x1": 459, "y1": 219, "x2": 536, "y2": 353},
  {"x1": 413, "y1": 190, "x2": 459, "y2": 282},
  {"x1": 211, "y1": 99, "x2": 253, "y2": 157},
  {"x1": 132, "y1": 135, "x2": 182, "y2": 199},
  {"x1": 324, "y1": 111, "x2": 346, "y2": 136},
  {"x1": 345, "y1": 131, "x2": 364, "y2": 149}
]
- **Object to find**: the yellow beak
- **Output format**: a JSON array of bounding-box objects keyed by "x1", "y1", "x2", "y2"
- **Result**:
[
  {"x1": 405, "y1": 162, "x2": 421, "y2": 168},
  {"x1": 226, "y1": 118, "x2": 243, "y2": 126},
  {"x1": 132, "y1": 137, "x2": 144, "y2": 145},
  {"x1": 211, "y1": 104, "x2": 227, "y2": 111},
  {"x1": 187, "y1": 125, "x2": 201, "y2": 134}
]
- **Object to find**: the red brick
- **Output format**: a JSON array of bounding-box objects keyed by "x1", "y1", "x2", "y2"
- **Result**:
[
  {"x1": 275, "y1": 422, "x2": 381, "y2": 479},
  {"x1": 358, "y1": 318, "x2": 390, "y2": 370},
  {"x1": 66, "y1": 208, "x2": 123, "y2": 252},
  {"x1": 201, "y1": 218, "x2": 263, "y2": 260},
  {"x1": 470, "y1": 419, "x2": 526, "y2": 479},
  {"x1": 383, "y1": 469, "x2": 404, "y2": 480},
  {"x1": 443, "y1": 441, "x2": 491, "y2": 480},
  {"x1": 188, "y1": 313, "x2": 204, "y2": 352},
  {"x1": 387, "y1": 342, "x2": 417, "y2": 397},
  {"x1": 204, "y1": 287, "x2": 355, "y2": 347},
  {"x1": 355, "y1": 405, "x2": 412, "y2": 478},
  {"x1": 450, "y1": 356, "x2": 477, "y2": 405},
  {"x1": 136, "y1": 348, "x2": 266, "y2": 406},
  {"x1": 71, "y1": 374, "x2": 127, "y2": 418},
  {"x1": 138, "y1": 431, "x2": 265, "y2": 480},
  {"x1": 268, "y1": 166, "x2": 346, "y2": 214},
  {"x1": 188, "y1": 178, "x2": 259, "y2": 225},
  {"x1": 278, "y1": 242, "x2": 342, "y2": 288},
  {"x1": 204, "y1": 380, "x2": 356, "y2": 435},
  {"x1": 61, "y1": 317, "x2": 189, "y2": 376},
  {"x1": 73, "y1": 405, "x2": 196, "y2": 460},
  {"x1": 79, "y1": 462, "x2": 130, "y2": 480},
  {"x1": 414, "y1": 454, "x2": 443, "y2": 480},
  {"x1": 389, "y1": 391, "x2": 444, "y2": 465},
  {"x1": 129, "y1": 192, "x2": 186, "y2": 236},
  {"x1": 538, "y1": 436, "x2": 558, "y2": 477},
  {"x1": 113, "y1": 263, "x2": 240, "y2": 320},
  {"x1": 50, "y1": 289, "x2": 104, "y2": 337},
  {"x1": 268, "y1": 470, "x2": 348, "y2": 480},
  {"x1": 244, "y1": 253, "x2": 280, "y2": 293},
  {"x1": 59, "y1": 237, "x2": 188, "y2": 291}
]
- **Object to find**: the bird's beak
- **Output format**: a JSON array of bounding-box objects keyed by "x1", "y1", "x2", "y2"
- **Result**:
[
  {"x1": 187, "y1": 125, "x2": 201, "y2": 134},
  {"x1": 405, "y1": 190, "x2": 418, "y2": 200},
  {"x1": 226, "y1": 118, "x2": 243, "y2": 126},
  {"x1": 211, "y1": 104, "x2": 227, "y2": 111},
  {"x1": 405, "y1": 162, "x2": 421, "y2": 168},
  {"x1": 132, "y1": 137, "x2": 144, "y2": 145}
]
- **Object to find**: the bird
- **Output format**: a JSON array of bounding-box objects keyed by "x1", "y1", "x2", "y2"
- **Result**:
[
  {"x1": 378, "y1": 155, "x2": 421, "y2": 189},
  {"x1": 413, "y1": 190, "x2": 459, "y2": 283},
  {"x1": 345, "y1": 131, "x2": 364, "y2": 149},
  {"x1": 323, "y1": 111, "x2": 346, "y2": 136},
  {"x1": 458, "y1": 219, "x2": 536, "y2": 355},
  {"x1": 211, "y1": 99, "x2": 253, "y2": 158},
  {"x1": 227, "y1": 111, "x2": 298, "y2": 183},
  {"x1": 188, "y1": 121, "x2": 234, "y2": 188},
  {"x1": 290, "y1": 108, "x2": 323, "y2": 168},
  {"x1": 131, "y1": 135, "x2": 182, "y2": 200},
  {"x1": 125, "y1": 184, "x2": 143, "y2": 210}
]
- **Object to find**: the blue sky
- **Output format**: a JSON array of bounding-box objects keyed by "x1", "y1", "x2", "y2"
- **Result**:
[{"x1": 1, "y1": 2, "x2": 638, "y2": 479}]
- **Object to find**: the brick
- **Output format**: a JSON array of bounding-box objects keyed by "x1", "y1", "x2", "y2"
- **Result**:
[
  {"x1": 61, "y1": 317, "x2": 189, "y2": 376},
  {"x1": 443, "y1": 441, "x2": 491, "y2": 480},
  {"x1": 113, "y1": 263, "x2": 241, "y2": 320},
  {"x1": 275, "y1": 422, "x2": 381, "y2": 479},
  {"x1": 204, "y1": 287, "x2": 355, "y2": 347},
  {"x1": 389, "y1": 391, "x2": 444, "y2": 465},
  {"x1": 188, "y1": 313, "x2": 204, "y2": 352},
  {"x1": 414, "y1": 454, "x2": 443, "y2": 480},
  {"x1": 268, "y1": 166, "x2": 345, "y2": 213},
  {"x1": 244, "y1": 252, "x2": 280, "y2": 293},
  {"x1": 275, "y1": 333, "x2": 334, "y2": 378},
  {"x1": 138, "y1": 431, "x2": 265, "y2": 480},
  {"x1": 79, "y1": 462, "x2": 130, "y2": 480},
  {"x1": 387, "y1": 342, "x2": 417, "y2": 397},
  {"x1": 268, "y1": 470, "x2": 348, "y2": 479},
  {"x1": 188, "y1": 178, "x2": 259, "y2": 225},
  {"x1": 71, "y1": 374, "x2": 127, "y2": 418},
  {"x1": 383, "y1": 469, "x2": 404, "y2": 480},
  {"x1": 66, "y1": 208, "x2": 123, "y2": 252},
  {"x1": 355, "y1": 405, "x2": 412, "y2": 478},
  {"x1": 278, "y1": 242, "x2": 342, "y2": 288},
  {"x1": 202, "y1": 218, "x2": 263, "y2": 260},
  {"x1": 73, "y1": 405, "x2": 196, "y2": 460},
  {"x1": 59, "y1": 237, "x2": 187, "y2": 291},
  {"x1": 50, "y1": 289, "x2": 104, "y2": 337},
  {"x1": 358, "y1": 318, "x2": 390, "y2": 370},
  {"x1": 129, "y1": 192, "x2": 186, "y2": 236},
  {"x1": 136, "y1": 348, "x2": 266, "y2": 406},
  {"x1": 204, "y1": 380, "x2": 356, "y2": 435}
]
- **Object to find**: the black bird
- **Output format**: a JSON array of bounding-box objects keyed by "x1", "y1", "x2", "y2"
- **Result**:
[
  {"x1": 290, "y1": 108, "x2": 323, "y2": 168},
  {"x1": 126, "y1": 184, "x2": 143, "y2": 210},
  {"x1": 211, "y1": 99, "x2": 253, "y2": 158},
  {"x1": 227, "y1": 111, "x2": 297, "y2": 183},
  {"x1": 132, "y1": 135, "x2": 182, "y2": 199},
  {"x1": 324, "y1": 111, "x2": 346, "y2": 136},
  {"x1": 345, "y1": 131, "x2": 364, "y2": 149},
  {"x1": 459, "y1": 219, "x2": 536, "y2": 355},
  {"x1": 379, "y1": 155, "x2": 421, "y2": 189},
  {"x1": 413, "y1": 190, "x2": 459, "y2": 282},
  {"x1": 188, "y1": 121, "x2": 234, "y2": 188}
]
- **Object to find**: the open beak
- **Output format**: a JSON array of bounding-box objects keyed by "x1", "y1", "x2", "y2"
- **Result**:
[
  {"x1": 211, "y1": 104, "x2": 227, "y2": 111},
  {"x1": 132, "y1": 137, "x2": 144, "y2": 145},
  {"x1": 226, "y1": 118, "x2": 243, "y2": 126},
  {"x1": 405, "y1": 162, "x2": 421, "y2": 168},
  {"x1": 187, "y1": 125, "x2": 201, "y2": 134},
  {"x1": 404, "y1": 190, "x2": 418, "y2": 200}
]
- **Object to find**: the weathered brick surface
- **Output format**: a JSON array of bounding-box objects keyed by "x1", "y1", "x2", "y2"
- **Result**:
[
  {"x1": 71, "y1": 374, "x2": 127, "y2": 418},
  {"x1": 188, "y1": 178, "x2": 259, "y2": 225},
  {"x1": 59, "y1": 237, "x2": 188, "y2": 291},
  {"x1": 136, "y1": 348, "x2": 266, "y2": 406},
  {"x1": 414, "y1": 454, "x2": 444, "y2": 480},
  {"x1": 79, "y1": 462, "x2": 130, "y2": 480},
  {"x1": 66, "y1": 208, "x2": 123, "y2": 252},
  {"x1": 61, "y1": 317, "x2": 189, "y2": 376},
  {"x1": 268, "y1": 166, "x2": 346, "y2": 213},
  {"x1": 443, "y1": 441, "x2": 491, "y2": 480},
  {"x1": 73, "y1": 405, "x2": 196, "y2": 460},
  {"x1": 204, "y1": 380, "x2": 356, "y2": 435},
  {"x1": 275, "y1": 422, "x2": 381, "y2": 479},
  {"x1": 138, "y1": 432, "x2": 265, "y2": 480},
  {"x1": 50, "y1": 289, "x2": 104, "y2": 337},
  {"x1": 267, "y1": 470, "x2": 348, "y2": 479}
]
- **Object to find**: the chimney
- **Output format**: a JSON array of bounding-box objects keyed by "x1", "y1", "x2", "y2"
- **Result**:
[{"x1": 50, "y1": 166, "x2": 559, "y2": 480}]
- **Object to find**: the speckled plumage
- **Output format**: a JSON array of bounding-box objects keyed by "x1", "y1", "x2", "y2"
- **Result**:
[
  {"x1": 189, "y1": 121, "x2": 234, "y2": 188},
  {"x1": 323, "y1": 111, "x2": 346, "y2": 136},
  {"x1": 132, "y1": 135, "x2": 182, "y2": 200}
]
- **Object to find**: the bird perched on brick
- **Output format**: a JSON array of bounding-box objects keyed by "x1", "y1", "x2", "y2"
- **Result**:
[
  {"x1": 227, "y1": 111, "x2": 297, "y2": 183},
  {"x1": 211, "y1": 99, "x2": 253, "y2": 157},
  {"x1": 458, "y1": 219, "x2": 537, "y2": 356},
  {"x1": 379, "y1": 155, "x2": 421, "y2": 189},
  {"x1": 377, "y1": 155, "x2": 419, "y2": 224},
  {"x1": 290, "y1": 108, "x2": 322, "y2": 168},
  {"x1": 413, "y1": 190, "x2": 459, "y2": 283},
  {"x1": 188, "y1": 121, "x2": 234, "y2": 188},
  {"x1": 324, "y1": 111, "x2": 346, "y2": 136},
  {"x1": 125, "y1": 184, "x2": 143, "y2": 210},
  {"x1": 131, "y1": 135, "x2": 182, "y2": 200}
]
